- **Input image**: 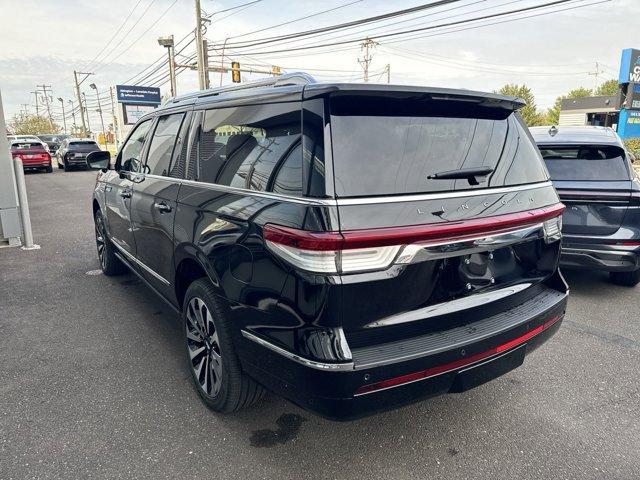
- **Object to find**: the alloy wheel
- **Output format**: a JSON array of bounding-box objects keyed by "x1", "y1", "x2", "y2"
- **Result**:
[
  {"x1": 95, "y1": 216, "x2": 106, "y2": 269},
  {"x1": 186, "y1": 297, "x2": 223, "y2": 397}
]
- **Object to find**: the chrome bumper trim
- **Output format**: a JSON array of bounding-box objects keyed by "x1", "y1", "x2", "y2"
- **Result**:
[{"x1": 241, "y1": 330, "x2": 355, "y2": 371}]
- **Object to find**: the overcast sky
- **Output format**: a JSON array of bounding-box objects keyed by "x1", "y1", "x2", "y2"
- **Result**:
[{"x1": 0, "y1": 0, "x2": 638, "y2": 129}]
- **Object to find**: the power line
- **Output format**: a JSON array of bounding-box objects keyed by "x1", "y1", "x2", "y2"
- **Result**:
[
  {"x1": 219, "y1": 0, "x2": 605, "y2": 56},
  {"x1": 90, "y1": 0, "x2": 159, "y2": 72},
  {"x1": 222, "y1": 0, "x2": 466, "y2": 49},
  {"x1": 95, "y1": 0, "x2": 179, "y2": 73},
  {"x1": 81, "y1": 0, "x2": 145, "y2": 71}
]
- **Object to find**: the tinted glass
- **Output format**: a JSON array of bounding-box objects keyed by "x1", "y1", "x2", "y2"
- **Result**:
[
  {"x1": 146, "y1": 113, "x2": 185, "y2": 176},
  {"x1": 70, "y1": 141, "x2": 98, "y2": 146},
  {"x1": 198, "y1": 104, "x2": 301, "y2": 192},
  {"x1": 329, "y1": 96, "x2": 548, "y2": 197},
  {"x1": 119, "y1": 119, "x2": 152, "y2": 172},
  {"x1": 302, "y1": 99, "x2": 325, "y2": 197},
  {"x1": 272, "y1": 144, "x2": 303, "y2": 195},
  {"x1": 540, "y1": 145, "x2": 629, "y2": 181},
  {"x1": 169, "y1": 112, "x2": 192, "y2": 179}
]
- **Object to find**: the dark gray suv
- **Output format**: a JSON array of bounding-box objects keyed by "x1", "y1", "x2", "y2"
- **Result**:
[{"x1": 531, "y1": 126, "x2": 640, "y2": 286}]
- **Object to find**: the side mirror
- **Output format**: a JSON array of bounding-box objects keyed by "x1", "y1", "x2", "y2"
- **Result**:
[{"x1": 86, "y1": 151, "x2": 111, "y2": 171}]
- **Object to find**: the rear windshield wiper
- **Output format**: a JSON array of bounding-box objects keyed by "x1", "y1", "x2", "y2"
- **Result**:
[{"x1": 427, "y1": 166, "x2": 494, "y2": 186}]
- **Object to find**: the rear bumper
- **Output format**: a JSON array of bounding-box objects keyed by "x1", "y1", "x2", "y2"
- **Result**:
[
  {"x1": 560, "y1": 246, "x2": 640, "y2": 272},
  {"x1": 240, "y1": 280, "x2": 568, "y2": 420}
]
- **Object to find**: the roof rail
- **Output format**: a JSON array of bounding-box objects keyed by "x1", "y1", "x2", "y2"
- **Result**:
[{"x1": 170, "y1": 72, "x2": 316, "y2": 103}]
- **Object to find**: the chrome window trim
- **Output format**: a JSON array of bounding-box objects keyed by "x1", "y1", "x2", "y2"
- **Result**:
[
  {"x1": 135, "y1": 175, "x2": 553, "y2": 208},
  {"x1": 333, "y1": 182, "x2": 553, "y2": 205},
  {"x1": 112, "y1": 241, "x2": 170, "y2": 286},
  {"x1": 241, "y1": 330, "x2": 355, "y2": 371}
]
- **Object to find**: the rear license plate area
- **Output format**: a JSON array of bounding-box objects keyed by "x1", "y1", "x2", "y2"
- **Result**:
[{"x1": 449, "y1": 344, "x2": 526, "y2": 393}]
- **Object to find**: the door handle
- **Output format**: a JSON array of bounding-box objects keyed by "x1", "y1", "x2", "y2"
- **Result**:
[
  {"x1": 120, "y1": 190, "x2": 132, "y2": 199},
  {"x1": 153, "y1": 202, "x2": 172, "y2": 213}
]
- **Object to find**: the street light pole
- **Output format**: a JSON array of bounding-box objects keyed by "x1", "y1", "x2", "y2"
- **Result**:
[
  {"x1": 90, "y1": 83, "x2": 108, "y2": 151},
  {"x1": 57, "y1": 98, "x2": 67, "y2": 134},
  {"x1": 158, "y1": 35, "x2": 177, "y2": 97}
]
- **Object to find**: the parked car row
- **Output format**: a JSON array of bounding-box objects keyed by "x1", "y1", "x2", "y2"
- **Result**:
[{"x1": 6, "y1": 134, "x2": 101, "y2": 174}]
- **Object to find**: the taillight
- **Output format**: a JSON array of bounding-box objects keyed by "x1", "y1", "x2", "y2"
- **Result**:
[{"x1": 264, "y1": 204, "x2": 565, "y2": 274}]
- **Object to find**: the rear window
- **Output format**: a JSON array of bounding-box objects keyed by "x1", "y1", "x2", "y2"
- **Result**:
[
  {"x1": 329, "y1": 96, "x2": 548, "y2": 197},
  {"x1": 539, "y1": 145, "x2": 629, "y2": 181},
  {"x1": 70, "y1": 141, "x2": 98, "y2": 147},
  {"x1": 11, "y1": 142, "x2": 43, "y2": 149}
]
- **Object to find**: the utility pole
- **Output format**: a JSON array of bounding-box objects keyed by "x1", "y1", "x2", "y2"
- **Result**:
[
  {"x1": 30, "y1": 91, "x2": 39, "y2": 116},
  {"x1": 82, "y1": 92, "x2": 91, "y2": 136},
  {"x1": 385, "y1": 64, "x2": 391, "y2": 84},
  {"x1": 194, "y1": 0, "x2": 208, "y2": 90},
  {"x1": 359, "y1": 37, "x2": 378, "y2": 83},
  {"x1": 68, "y1": 100, "x2": 77, "y2": 136},
  {"x1": 20, "y1": 104, "x2": 29, "y2": 116},
  {"x1": 109, "y1": 87, "x2": 120, "y2": 148},
  {"x1": 57, "y1": 98, "x2": 67, "y2": 134},
  {"x1": 73, "y1": 70, "x2": 93, "y2": 136},
  {"x1": 36, "y1": 84, "x2": 54, "y2": 130},
  {"x1": 588, "y1": 61, "x2": 604, "y2": 92},
  {"x1": 90, "y1": 83, "x2": 108, "y2": 151},
  {"x1": 202, "y1": 39, "x2": 211, "y2": 89}
]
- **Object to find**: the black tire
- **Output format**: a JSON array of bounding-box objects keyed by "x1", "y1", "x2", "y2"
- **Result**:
[
  {"x1": 94, "y1": 210, "x2": 127, "y2": 276},
  {"x1": 45, "y1": 165, "x2": 53, "y2": 173},
  {"x1": 57, "y1": 160, "x2": 63, "y2": 169},
  {"x1": 183, "y1": 278, "x2": 264, "y2": 413},
  {"x1": 609, "y1": 269, "x2": 640, "y2": 287}
]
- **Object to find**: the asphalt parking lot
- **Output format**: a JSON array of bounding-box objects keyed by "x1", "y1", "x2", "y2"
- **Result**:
[{"x1": 1, "y1": 168, "x2": 639, "y2": 480}]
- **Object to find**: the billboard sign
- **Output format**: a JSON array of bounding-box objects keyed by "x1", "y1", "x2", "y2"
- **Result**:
[
  {"x1": 625, "y1": 83, "x2": 640, "y2": 110},
  {"x1": 115, "y1": 85, "x2": 161, "y2": 105},
  {"x1": 619, "y1": 48, "x2": 640, "y2": 84},
  {"x1": 123, "y1": 104, "x2": 157, "y2": 125}
]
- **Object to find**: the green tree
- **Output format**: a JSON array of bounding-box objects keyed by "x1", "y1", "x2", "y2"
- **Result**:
[
  {"x1": 497, "y1": 84, "x2": 545, "y2": 126},
  {"x1": 595, "y1": 79, "x2": 620, "y2": 96},
  {"x1": 8, "y1": 113, "x2": 61, "y2": 135},
  {"x1": 545, "y1": 87, "x2": 593, "y2": 125}
]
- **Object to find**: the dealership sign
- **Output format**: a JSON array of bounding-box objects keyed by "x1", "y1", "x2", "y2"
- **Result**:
[
  {"x1": 619, "y1": 49, "x2": 640, "y2": 83},
  {"x1": 115, "y1": 85, "x2": 162, "y2": 105}
]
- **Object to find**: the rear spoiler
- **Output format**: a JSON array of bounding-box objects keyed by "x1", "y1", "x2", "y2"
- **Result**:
[{"x1": 303, "y1": 83, "x2": 525, "y2": 112}]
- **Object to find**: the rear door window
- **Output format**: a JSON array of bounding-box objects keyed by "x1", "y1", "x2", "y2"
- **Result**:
[
  {"x1": 145, "y1": 113, "x2": 185, "y2": 176},
  {"x1": 329, "y1": 96, "x2": 548, "y2": 197},
  {"x1": 539, "y1": 145, "x2": 629, "y2": 181},
  {"x1": 196, "y1": 103, "x2": 302, "y2": 194}
]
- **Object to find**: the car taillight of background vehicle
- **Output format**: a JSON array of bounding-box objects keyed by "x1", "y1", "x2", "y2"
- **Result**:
[{"x1": 264, "y1": 204, "x2": 565, "y2": 274}]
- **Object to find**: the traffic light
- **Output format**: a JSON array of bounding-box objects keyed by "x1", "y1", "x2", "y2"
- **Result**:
[{"x1": 231, "y1": 62, "x2": 241, "y2": 83}]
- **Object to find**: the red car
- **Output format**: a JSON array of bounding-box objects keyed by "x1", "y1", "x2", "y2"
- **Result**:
[{"x1": 10, "y1": 139, "x2": 53, "y2": 173}]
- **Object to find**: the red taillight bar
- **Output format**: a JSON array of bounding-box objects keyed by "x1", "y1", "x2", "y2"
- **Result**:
[
  {"x1": 264, "y1": 203, "x2": 565, "y2": 251},
  {"x1": 355, "y1": 314, "x2": 563, "y2": 396}
]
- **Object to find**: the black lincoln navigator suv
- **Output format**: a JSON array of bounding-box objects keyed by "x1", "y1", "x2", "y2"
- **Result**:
[{"x1": 87, "y1": 73, "x2": 568, "y2": 420}]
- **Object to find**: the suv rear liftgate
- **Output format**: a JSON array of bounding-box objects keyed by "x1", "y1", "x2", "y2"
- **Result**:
[{"x1": 240, "y1": 87, "x2": 568, "y2": 419}]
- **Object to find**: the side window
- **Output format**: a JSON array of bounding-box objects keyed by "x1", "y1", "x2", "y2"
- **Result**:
[
  {"x1": 169, "y1": 112, "x2": 192, "y2": 179},
  {"x1": 272, "y1": 144, "x2": 302, "y2": 195},
  {"x1": 145, "y1": 113, "x2": 185, "y2": 176},
  {"x1": 118, "y1": 120, "x2": 152, "y2": 172},
  {"x1": 197, "y1": 103, "x2": 301, "y2": 193}
]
